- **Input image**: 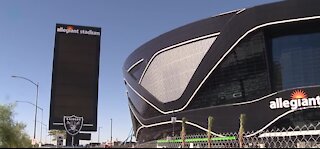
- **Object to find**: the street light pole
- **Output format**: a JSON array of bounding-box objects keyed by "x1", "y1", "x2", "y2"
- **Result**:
[
  {"x1": 12, "y1": 75, "x2": 39, "y2": 146},
  {"x1": 40, "y1": 107, "x2": 43, "y2": 144},
  {"x1": 110, "y1": 119, "x2": 112, "y2": 148},
  {"x1": 15, "y1": 100, "x2": 44, "y2": 144},
  {"x1": 43, "y1": 124, "x2": 48, "y2": 144},
  {"x1": 34, "y1": 83, "x2": 39, "y2": 145},
  {"x1": 37, "y1": 121, "x2": 47, "y2": 144}
]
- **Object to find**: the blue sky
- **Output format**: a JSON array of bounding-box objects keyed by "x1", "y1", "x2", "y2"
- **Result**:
[{"x1": 0, "y1": 0, "x2": 280, "y2": 145}]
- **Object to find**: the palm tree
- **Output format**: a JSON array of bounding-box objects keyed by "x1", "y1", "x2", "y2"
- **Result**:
[
  {"x1": 181, "y1": 117, "x2": 187, "y2": 148},
  {"x1": 207, "y1": 116, "x2": 214, "y2": 148},
  {"x1": 238, "y1": 114, "x2": 246, "y2": 148}
]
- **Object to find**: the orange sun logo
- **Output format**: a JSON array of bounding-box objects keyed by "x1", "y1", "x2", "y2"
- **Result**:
[
  {"x1": 291, "y1": 90, "x2": 307, "y2": 100},
  {"x1": 67, "y1": 26, "x2": 74, "y2": 30}
]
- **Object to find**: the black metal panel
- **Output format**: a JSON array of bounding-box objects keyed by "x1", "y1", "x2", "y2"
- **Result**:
[
  {"x1": 49, "y1": 24, "x2": 101, "y2": 131},
  {"x1": 135, "y1": 86, "x2": 320, "y2": 142},
  {"x1": 174, "y1": 0, "x2": 320, "y2": 111}
]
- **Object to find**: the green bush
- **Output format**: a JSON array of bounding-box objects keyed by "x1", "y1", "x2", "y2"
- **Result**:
[{"x1": 0, "y1": 104, "x2": 32, "y2": 148}]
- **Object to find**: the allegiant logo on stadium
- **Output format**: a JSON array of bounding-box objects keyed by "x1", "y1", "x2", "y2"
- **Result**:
[
  {"x1": 57, "y1": 26, "x2": 79, "y2": 34},
  {"x1": 57, "y1": 26, "x2": 100, "y2": 36},
  {"x1": 270, "y1": 90, "x2": 320, "y2": 110}
]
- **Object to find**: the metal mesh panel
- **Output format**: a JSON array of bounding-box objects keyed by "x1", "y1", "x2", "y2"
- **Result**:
[{"x1": 141, "y1": 37, "x2": 216, "y2": 103}]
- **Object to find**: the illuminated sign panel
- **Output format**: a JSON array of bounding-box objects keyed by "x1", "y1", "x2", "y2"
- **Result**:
[{"x1": 49, "y1": 24, "x2": 101, "y2": 131}]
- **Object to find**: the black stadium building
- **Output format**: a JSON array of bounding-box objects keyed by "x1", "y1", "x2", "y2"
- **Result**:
[{"x1": 123, "y1": 0, "x2": 320, "y2": 142}]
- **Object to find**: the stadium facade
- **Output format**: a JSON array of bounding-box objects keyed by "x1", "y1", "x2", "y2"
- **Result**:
[{"x1": 123, "y1": 0, "x2": 320, "y2": 142}]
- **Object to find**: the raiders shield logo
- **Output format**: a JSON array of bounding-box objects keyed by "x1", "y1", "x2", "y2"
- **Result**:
[{"x1": 63, "y1": 115, "x2": 84, "y2": 136}]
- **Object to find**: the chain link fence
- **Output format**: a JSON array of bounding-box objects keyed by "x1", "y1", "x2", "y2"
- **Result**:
[{"x1": 135, "y1": 122, "x2": 320, "y2": 148}]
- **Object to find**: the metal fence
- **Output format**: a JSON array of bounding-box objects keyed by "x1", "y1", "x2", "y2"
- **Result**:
[{"x1": 135, "y1": 122, "x2": 320, "y2": 148}]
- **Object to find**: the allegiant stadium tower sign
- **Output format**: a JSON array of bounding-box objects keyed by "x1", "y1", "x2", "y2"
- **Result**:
[
  {"x1": 270, "y1": 90, "x2": 320, "y2": 110},
  {"x1": 57, "y1": 26, "x2": 100, "y2": 36}
]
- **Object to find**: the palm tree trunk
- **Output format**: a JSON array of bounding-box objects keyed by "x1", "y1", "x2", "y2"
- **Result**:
[
  {"x1": 181, "y1": 117, "x2": 187, "y2": 148},
  {"x1": 239, "y1": 114, "x2": 246, "y2": 148},
  {"x1": 208, "y1": 116, "x2": 214, "y2": 148}
]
